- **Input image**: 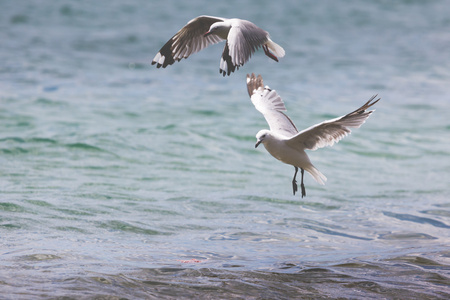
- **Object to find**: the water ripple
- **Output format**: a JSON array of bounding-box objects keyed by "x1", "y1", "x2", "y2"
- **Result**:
[
  {"x1": 383, "y1": 211, "x2": 450, "y2": 229},
  {"x1": 98, "y1": 220, "x2": 168, "y2": 236},
  {"x1": 26, "y1": 260, "x2": 445, "y2": 299},
  {"x1": 301, "y1": 224, "x2": 372, "y2": 241}
]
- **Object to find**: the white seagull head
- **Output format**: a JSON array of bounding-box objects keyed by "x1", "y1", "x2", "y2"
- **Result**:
[
  {"x1": 204, "y1": 21, "x2": 230, "y2": 38},
  {"x1": 255, "y1": 129, "x2": 271, "y2": 148}
]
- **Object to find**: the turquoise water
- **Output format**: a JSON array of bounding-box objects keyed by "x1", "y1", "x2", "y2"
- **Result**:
[{"x1": 1, "y1": 0, "x2": 450, "y2": 298}]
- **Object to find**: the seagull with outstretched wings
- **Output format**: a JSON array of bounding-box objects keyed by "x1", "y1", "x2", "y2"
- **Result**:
[
  {"x1": 152, "y1": 16, "x2": 285, "y2": 76},
  {"x1": 247, "y1": 73, "x2": 379, "y2": 197}
]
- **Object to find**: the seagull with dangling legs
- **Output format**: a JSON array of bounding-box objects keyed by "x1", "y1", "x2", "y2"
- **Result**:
[
  {"x1": 152, "y1": 16, "x2": 285, "y2": 76},
  {"x1": 247, "y1": 73, "x2": 379, "y2": 197}
]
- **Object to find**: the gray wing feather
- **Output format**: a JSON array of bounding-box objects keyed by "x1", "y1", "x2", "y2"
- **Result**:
[
  {"x1": 247, "y1": 73, "x2": 298, "y2": 137},
  {"x1": 286, "y1": 95, "x2": 380, "y2": 151},
  {"x1": 227, "y1": 20, "x2": 268, "y2": 66},
  {"x1": 152, "y1": 16, "x2": 226, "y2": 68}
]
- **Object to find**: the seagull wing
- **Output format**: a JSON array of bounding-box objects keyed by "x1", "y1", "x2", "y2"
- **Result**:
[
  {"x1": 220, "y1": 20, "x2": 269, "y2": 76},
  {"x1": 286, "y1": 95, "x2": 380, "y2": 151},
  {"x1": 152, "y1": 15, "x2": 226, "y2": 68},
  {"x1": 247, "y1": 73, "x2": 298, "y2": 137}
]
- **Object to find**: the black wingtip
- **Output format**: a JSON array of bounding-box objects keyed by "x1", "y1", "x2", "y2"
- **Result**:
[
  {"x1": 361, "y1": 94, "x2": 381, "y2": 112},
  {"x1": 347, "y1": 94, "x2": 381, "y2": 116}
]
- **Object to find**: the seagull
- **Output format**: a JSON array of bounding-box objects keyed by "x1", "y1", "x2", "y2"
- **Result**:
[
  {"x1": 151, "y1": 16, "x2": 285, "y2": 76},
  {"x1": 247, "y1": 73, "x2": 379, "y2": 197}
]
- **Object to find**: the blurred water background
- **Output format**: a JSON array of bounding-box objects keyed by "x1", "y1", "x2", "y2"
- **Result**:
[{"x1": 1, "y1": 0, "x2": 450, "y2": 298}]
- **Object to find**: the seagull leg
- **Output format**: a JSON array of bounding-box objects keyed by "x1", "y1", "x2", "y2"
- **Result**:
[
  {"x1": 300, "y1": 168, "x2": 306, "y2": 198},
  {"x1": 292, "y1": 167, "x2": 298, "y2": 195},
  {"x1": 263, "y1": 45, "x2": 279, "y2": 62}
]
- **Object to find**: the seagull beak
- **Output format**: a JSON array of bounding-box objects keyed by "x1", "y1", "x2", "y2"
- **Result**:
[
  {"x1": 255, "y1": 141, "x2": 261, "y2": 148},
  {"x1": 204, "y1": 31, "x2": 211, "y2": 37}
]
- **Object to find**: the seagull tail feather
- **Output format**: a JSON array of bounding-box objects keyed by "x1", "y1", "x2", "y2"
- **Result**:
[
  {"x1": 266, "y1": 39, "x2": 285, "y2": 58},
  {"x1": 305, "y1": 165, "x2": 327, "y2": 185}
]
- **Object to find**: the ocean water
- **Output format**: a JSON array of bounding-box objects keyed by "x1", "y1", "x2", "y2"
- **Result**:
[{"x1": 1, "y1": 0, "x2": 450, "y2": 299}]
